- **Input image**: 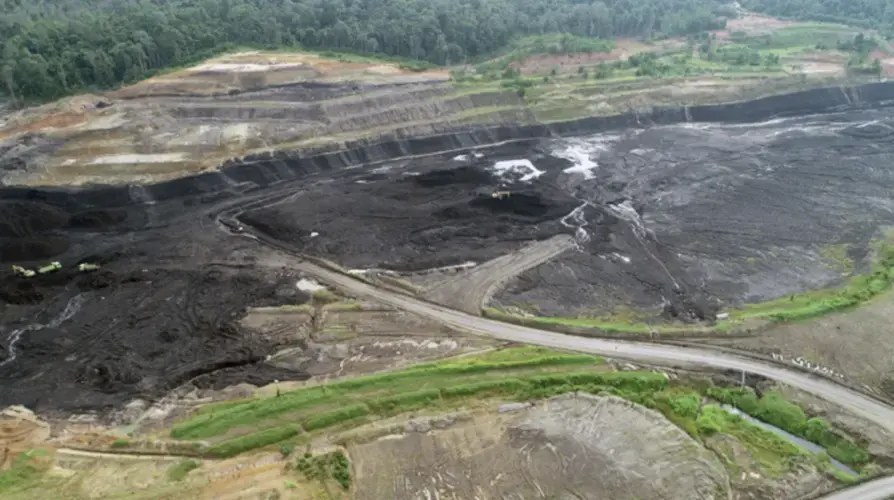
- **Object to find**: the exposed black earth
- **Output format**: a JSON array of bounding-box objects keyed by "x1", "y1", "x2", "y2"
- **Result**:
[
  {"x1": 498, "y1": 111, "x2": 894, "y2": 316},
  {"x1": 240, "y1": 108, "x2": 894, "y2": 318},
  {"x1": 4, "y1": 85, "x2": 894, "y2": 412},
  {"x1": 239, "y1": 142, "x2": 581, "y2": 271}
]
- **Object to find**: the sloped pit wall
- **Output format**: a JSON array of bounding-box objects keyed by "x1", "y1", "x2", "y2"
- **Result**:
[{"x1": 4, "y1": 81, "x2": 894, "y2": 211}]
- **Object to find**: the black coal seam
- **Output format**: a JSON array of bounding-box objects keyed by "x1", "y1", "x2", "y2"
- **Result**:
[{"x1": 5, "y1": 81, "x2": 894, "y2": 207}]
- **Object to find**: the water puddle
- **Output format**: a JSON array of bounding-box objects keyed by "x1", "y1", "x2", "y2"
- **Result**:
[
  {"x1": 551, "y1": 136, "x2": 620, "y2": 179},
  {"x1": 607, "y1": 200, "x2": 679, "y2": 290},
  {"x1": 490, "y1": 159, "x2": 544, "y2": 183},
  {"x1": 560, "y1": 201, "x2": 591, "y2": 245},
  {"x1": 721, "y1": 405, "x2": 858, "y2": 476},
  {"x1": 1, "y1": 294, "x2": 85, "y2": 369}
]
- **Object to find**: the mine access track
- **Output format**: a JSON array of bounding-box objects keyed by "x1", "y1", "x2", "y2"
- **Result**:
[{"x1": 215, "y1": 202, "x2": 894, "y2": 500}]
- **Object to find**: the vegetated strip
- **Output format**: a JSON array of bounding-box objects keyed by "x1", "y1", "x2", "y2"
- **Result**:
[
  {"x1": 178, "y1": 348, "x2": 871, "y2": 481},
  {"x1": 485, "y1": 241, "x2": 894, "y2": 334},
  {"x1": 206, "y1": 425, "x2": 302, "y2": 459},
  {"x1": 167, "y1": 459, "x2": 201, "y2": 482},
  {"x1": 197, "y1": 372, "x2": 868, "y2": 483},
  {"x1": 707, "y1": 387, "x2": 871, "y2": 469},
  {"x1": 200, "y1": 371, "x2": 668, "y2": 459},
  {"x1": 728, "y1": 242, "x2": 894, "y2": 323},
  {"x1": 172, "y1": 348, "x2": 605, "y2": 439}
]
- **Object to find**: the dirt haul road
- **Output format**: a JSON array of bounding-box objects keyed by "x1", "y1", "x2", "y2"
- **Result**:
[
  {"x1": 425, "y1": 234, "x2": 576, "y2": 314},
  {"x1": 223, "y1": 225, "x2": 894, "y2": 500}
]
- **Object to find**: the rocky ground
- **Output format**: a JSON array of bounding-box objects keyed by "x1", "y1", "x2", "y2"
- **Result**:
[
  {"x1": 0, "y1": 388, "x2": 855, "y2": 500},
  {"x1": 350, "y1": 394, "x2": 732, "y2": 500},
  {"x1": 0, "y1": 51, "x2": 497, "y2": 187}
]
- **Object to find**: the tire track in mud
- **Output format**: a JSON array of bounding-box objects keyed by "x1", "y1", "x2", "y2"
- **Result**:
[{"x1": 424, "y1": 234, "x2": 576, "y2": 314}]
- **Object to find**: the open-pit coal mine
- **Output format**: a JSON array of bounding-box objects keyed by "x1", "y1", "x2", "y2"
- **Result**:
[{"x1": 4, "y1": 82, "x2": 894, "y2": 413}]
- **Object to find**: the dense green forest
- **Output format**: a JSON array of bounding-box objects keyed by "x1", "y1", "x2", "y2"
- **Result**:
[
  {"x1": 1, "y1": 0, "x2": 733, "y2": 103},
  {"x1": 742, "y1": 0, "x2": 894, "y2": 32}
]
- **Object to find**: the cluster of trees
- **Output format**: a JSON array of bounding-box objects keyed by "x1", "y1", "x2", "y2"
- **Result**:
[
  {"x1": 693, "y1": 34, "x2": 781, "y2": 67},
  {"x1": 1, "y1": 0, "x2": 734, "y2": 103}
]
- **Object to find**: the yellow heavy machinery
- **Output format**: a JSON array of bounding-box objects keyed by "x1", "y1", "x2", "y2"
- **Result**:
[
  {"x1": 12, "y1": 261, "x2": 100, "y2": 278},
  {"x1": 492, "y1": 191, "x2": 511, "y2": 199},
  {"x1": 38, "y1": 261, "x2": 62, "y2": 274},
  {"x1": 11, "y1": 265, "x2": 36, "y2": 278}
]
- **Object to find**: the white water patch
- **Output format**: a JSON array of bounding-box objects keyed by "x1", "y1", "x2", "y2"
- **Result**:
[
  {"x1": 348, "y1": 261, "x2": 477, "y2": 277},
  {"x1": 1, "y1": 294, "x2": 85, "y2": 368},
  {"x1": 854, "y1": 119, "x2": 893, "y2": 131},
  {"x1": 490, "y1": 159, "x2": 544, "y2": 183},
  {"x1": 552, "y1": 136, "x2": 620, "y2": 179},
  {"x1": 608, "y1": 200, "x2": 647, "y2": 239},
  {"x1": 607, "y1": 200, "x2": 680, "y2": 290},
  {"x1": 561, "y1": 201, "x2": 591, "y2": 246},
  {"x1": 612, "y1": 253, "x2": 631, "y2": 264},
  {"x1": 88, "y1": 153, "x2": 188, "y2": 165},
  {"x1": 410, "y1": 261, "x2": 478, "y2": 275},
  {"x1": 679, "y1": 117, "x2": 844, "y2": 139},
  {"x1": 296, "y1": 279, "x2": 325, "y2": 293},
  {"x1": 347, "y1": 268, "x2": 398, "y2": 276}
]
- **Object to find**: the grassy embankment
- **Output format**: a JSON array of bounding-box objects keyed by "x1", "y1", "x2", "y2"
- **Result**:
[
  {"x1": 0, "y1": 348, "x2": 872, "y2": 495},
  {"x1": 707, "y1": 387, "x2": 870, "y2": 469},
  {"x1": 164, "y1": 347, "x2": 869, "y2": 484},
  {"x1": 488, "y1": 233, "x2": 894, "y2": 335},
  {"x1": 450, "y1": 24, "x2": 877, "y2": 124},
  {"x1": 0, "y1": 450, "x2": 57, "y2": 497}
]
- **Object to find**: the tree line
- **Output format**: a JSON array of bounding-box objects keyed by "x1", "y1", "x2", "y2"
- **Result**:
[{"x1": 1, "y1": 0, "x2": 733, "y2": 103}]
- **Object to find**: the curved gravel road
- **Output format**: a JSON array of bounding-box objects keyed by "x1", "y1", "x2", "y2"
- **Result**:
[
  {"x1": 425, "y1": 234, "x2": 576, "y2": 314},
  {"x1": 223, "y1": 222, "x2": 894, "y2": 500},
  {"x1": 297, "y1": 258, "x2": 894, "y2": 430},
  {"x1": 817, "y1": 476, "x2": 894, "y2": 500}
]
